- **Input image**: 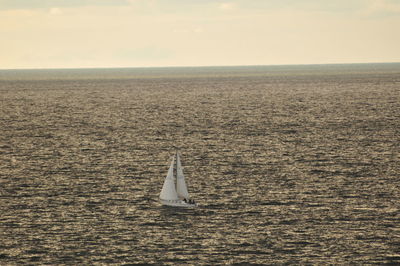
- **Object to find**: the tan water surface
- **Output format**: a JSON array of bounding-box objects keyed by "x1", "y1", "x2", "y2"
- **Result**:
[{"x1": 1, "y1": 64, "x2": 399, "y2": 264}]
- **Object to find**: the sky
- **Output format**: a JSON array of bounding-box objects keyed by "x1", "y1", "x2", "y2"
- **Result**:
[{"x1": 1, "y1": 0, "x2": 400, "y2": 69}]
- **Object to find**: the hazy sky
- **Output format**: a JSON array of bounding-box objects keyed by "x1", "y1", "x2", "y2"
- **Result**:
[{"x1": 1, "y1": 0, "x2": 400, "y2": 69}]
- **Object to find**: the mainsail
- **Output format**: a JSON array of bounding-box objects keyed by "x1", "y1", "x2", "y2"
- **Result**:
[
  {"x1": 159, "y1": 156, "x2": 179, "y2": 200},
  {"x1": 176, "y1": 153, "x2": 190, "y2": 199}
]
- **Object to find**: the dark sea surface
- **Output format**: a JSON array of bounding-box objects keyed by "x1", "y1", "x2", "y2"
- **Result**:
[{"x1": 1, "y1": 64, "x2": 399, "y2": 265}]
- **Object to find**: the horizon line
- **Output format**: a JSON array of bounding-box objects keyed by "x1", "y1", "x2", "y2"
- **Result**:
[{"x1": 1, "y1": 61, "x2": 400, "y2": 71}]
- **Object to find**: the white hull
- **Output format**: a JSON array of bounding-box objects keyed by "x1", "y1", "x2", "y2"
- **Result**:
[{"x1": 160, "y1": 199, "x2": 198, "y2": 208}]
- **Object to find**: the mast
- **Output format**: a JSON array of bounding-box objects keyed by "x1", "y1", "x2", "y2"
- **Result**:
[{"x1": 175, "y1": 151, "x2": 178, "y2": 192}]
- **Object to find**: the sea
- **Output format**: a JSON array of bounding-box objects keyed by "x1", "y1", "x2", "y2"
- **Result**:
[{"x1": 0, "y1": 64, "x2": 399, "y2": 265}]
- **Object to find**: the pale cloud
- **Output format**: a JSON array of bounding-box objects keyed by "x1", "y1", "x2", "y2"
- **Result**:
[
  {"x1": 49, "y1": 7, "x2": 63, "y2": 15},
  {"x1": 0, "y1": 0, "x2": 128, "y2": 10},
  {"x1": 194, "y1": 27, "x2": 204, "y2": 33},
  {"x1": 172, "y1": 26, "x2": 203, "y2": 34},
  {"x1": 219, "y1": 2, "x2": 237, "y2": 11},
  {"x1": 125, "y1": 0, "x2": 157, "y2": 9},
  {"x1": 362, "y1": 0, "x2": 400, "y2": 16}
]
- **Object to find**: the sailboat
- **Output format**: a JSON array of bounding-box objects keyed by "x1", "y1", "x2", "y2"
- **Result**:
[{"x1": 159, "y1": 152, "x2": 197, "y2": 207}]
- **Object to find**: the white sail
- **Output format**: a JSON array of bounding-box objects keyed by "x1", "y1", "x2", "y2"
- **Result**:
[
  {"x1": 176, "y1": 153, "x2": 190, "y2": 199},
  {"x1": 159, "y1": 156, "x2": 179, "y2": 200}
]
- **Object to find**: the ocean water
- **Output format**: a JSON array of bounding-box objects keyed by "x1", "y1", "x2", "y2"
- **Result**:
[{"x1": 0, "y1": 64, "x2": 399, "y2": 264}]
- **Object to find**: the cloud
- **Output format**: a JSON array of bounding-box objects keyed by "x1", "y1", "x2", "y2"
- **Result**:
[
  {"x1": 194, "y1": 27, "x2": 204, "y2": 33},
  {"x1": 0, "y1": 0, "x2": 127, "y2": 10},
  {"x1": 219, "y1": 2, "x2": 237, "y2": 11},
  {"x1": 173, "y1": 27, "x2": 203, "y2": 34},
  {"x1": 362, "y1": 0, "x2": 400, "y2": 16},
  {"x1": 49, "y1": 7, "x2": 63, "y2": 15},
  {"x1": 116, "y1": 46, "x2": 173, "y2": 62}
]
